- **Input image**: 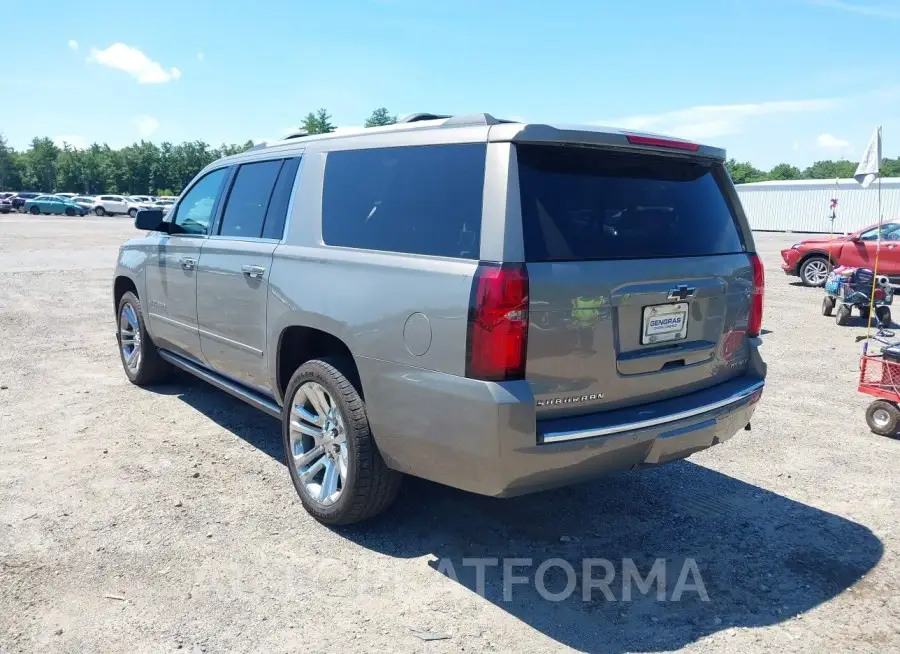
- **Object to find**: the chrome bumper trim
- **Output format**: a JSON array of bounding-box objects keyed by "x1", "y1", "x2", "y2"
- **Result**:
[{"x1": 540, "y1": 380, "x2": 764, "y2": 444}]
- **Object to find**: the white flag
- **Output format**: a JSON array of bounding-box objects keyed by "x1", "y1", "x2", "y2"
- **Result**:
[{"x1": 854, "y1": 126, "x2": 882, "y2": 188}]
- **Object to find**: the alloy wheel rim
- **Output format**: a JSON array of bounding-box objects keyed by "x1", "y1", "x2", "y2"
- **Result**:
[
  {"x1": 805, "y1": 260, "x2": 828, "y2": 284},
  {"x1": 289, "y1": 381, "x2": 348, "y2": 506},
  {"x1": 872, "y1": 408, "x2": 891, "y2": 428},
  {"x1": 119, "y1": 303, "x2": 142, "y2": 372}
]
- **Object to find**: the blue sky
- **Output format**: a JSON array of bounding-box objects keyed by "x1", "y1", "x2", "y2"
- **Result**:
[{"x1": 1, "y1": 0, "x2": 898, "y2": 168}]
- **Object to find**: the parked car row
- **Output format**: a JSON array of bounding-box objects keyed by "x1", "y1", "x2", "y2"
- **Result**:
[{"x1": 0, "y1": 191, "x2": 177, "y2": 217}]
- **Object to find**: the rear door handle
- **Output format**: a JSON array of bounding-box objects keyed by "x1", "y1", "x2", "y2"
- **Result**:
[
  {"x1": 180, "y1": 257, "x2": 196, "y2": 270},
  {"x1": 242, "y1": 264, "x2": 266, "y2": 279}
]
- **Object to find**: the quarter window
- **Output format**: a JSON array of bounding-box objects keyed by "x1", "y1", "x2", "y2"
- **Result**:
[{"x1": 321, "y1": 144, "x2": 486, "y2": 259}]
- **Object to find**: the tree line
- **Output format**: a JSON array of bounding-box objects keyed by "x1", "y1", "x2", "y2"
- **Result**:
[
  {"x1": 1, "y1": 105, "x2": 896, "y2": 194},
  {"x1": 0, "y1": 107, "x2": 398, "y2": 196}
]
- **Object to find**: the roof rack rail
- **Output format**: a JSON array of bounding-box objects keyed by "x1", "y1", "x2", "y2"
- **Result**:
[
  {"x1": 398, "y1": 112, "x2": 518, "y2": 126},
  {"x1": 398, "y1": 113, "x2": 451, "y2": 123},
  {"x1": 283, "y1": 129, "x2": 309, "y2": 140}
]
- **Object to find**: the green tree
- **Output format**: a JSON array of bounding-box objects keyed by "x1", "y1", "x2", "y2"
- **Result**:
[
  {"x1": 803, "y1": 160, "x2": 857, "y2": 180},
  {"x1": 365, "y1": 107, "x2": 397, "y2": 127},
  {"x1": 0, "y1": 133, "x2": 22, "y2": 190},
  {"x1": 23, "y1": 137, "x2": 60, "y2": 191},
  {"x1": 725, "y1": 159, "x2": 765, "y2": 184},
  {"x1": 768, "y1": 163, "x2": 802, "y2": 181},
  {"x1": 301, "y1": 108, "x2": 336, "y2": 135}
]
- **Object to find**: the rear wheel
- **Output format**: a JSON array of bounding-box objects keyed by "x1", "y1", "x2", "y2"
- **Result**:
[
  {"x1": 29, "y1": 205, "x2": 40, "y2": 215},
  {"x1": 822, "y1": 295, "x2": 835, "y2": 316},
  {"x1": 835, "y1": 303, "x2": 851, "y2": 326},
  {"x1": 95, "y1": 206, "x2": 106, "y2": 216},
  {"x1": 800, "y1": 256, "x2": 829, "y2": 287},
  {"x1": 128, "y1": 208, "x2": 138, "y2": 218},
  {"x1": 876, "y1": 306, "x2": 892, "y2": 327},
  {"x1": 282, "y1": 359, "x2": 402, "y2": 525},
  {"x1": 866, "y1": 400, "x2": 900, "y2": 436}
]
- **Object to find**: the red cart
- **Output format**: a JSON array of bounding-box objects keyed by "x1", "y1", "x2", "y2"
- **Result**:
[{"x1": 859, "y1": 354, "x2": 900, "y2": 436}]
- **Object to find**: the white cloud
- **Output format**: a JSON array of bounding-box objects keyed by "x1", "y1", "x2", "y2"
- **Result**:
[
  {"x1": 53, "y1": 135, "x2": 88, "y2": 149},
  {"x1": 87, "y1": 43, "x2": 181, "y2": 84},
  {"x1": 807, "y1": 0, "x2": 900, "y2": 19},
  {"x1": 817, "y1": 133, "x2": 850, "y2": 149},
  {"x1": 134, "y1": 115, "x2": 160, "y2": 138},
  {"x1": 67, "y1": 39, "x2": 78, "y2": 52},
  {"x1": 196, "y1": 52, "x2": 204, "y2": 61},
  {"x1": 601, "y1": 97, "x2": 838, "y2": 141}
]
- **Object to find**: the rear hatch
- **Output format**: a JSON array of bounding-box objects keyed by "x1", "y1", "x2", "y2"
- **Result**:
[{"x1": 517, "y1": 142, "x2": 756, "y2": 419}]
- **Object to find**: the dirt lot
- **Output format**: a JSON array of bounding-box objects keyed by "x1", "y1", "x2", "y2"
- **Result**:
[{"x1": 1, "y1": 216, "x2": 898, "y2": 653}]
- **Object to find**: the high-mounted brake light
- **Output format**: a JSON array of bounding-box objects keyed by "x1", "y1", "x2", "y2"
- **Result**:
[
  {"x1": 747, "y1": 254, "x2": 765, "y2": 337},
  {"x1": 466, "y1": 263, "x2": 529, "y2": 381},
  {"x1": 626, "y1": 134, "x2": 700, "y2": 151}
]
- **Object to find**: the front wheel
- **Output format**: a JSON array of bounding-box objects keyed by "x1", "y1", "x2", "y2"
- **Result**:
[
  {"x1": 116, "y1": 291, "x2": 170, "y2": 385},
  {"x1": 876, "y1": 306, "x2": 892, "y2": 327},
  {"x1": 128, "y1": 208, "x2": 137, "y2": 218},
  {"x1": 95, "y1": 206, "x2": 106, "y2": 216},
  {"x1": 822, "y1": 295, "x2": 835, "y2": 316},
  {"x1": 835, "y1": 303, "x2": 851, "y2": 326},
  {"x1": 866, "y1": 400, "x2": 900, "y2": 437},
  {"x1": 800, "y1": 256, "x2": 829, "y2": 287},
  {"x1": 282, "y1": 359, "x2": 402, "y2": 525},
  {"x1": 65, "y1": 207, "x2": 75, "y2": 216},
  {"x1": 29, "y1": 205, "x2": 40, "y2": 215}
]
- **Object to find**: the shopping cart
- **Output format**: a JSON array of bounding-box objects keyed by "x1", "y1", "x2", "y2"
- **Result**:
[
  {"x1": 859, "y1": 352, "x2": 900, "y2": 436},
  {"x1": 823, "y1": 269, "x2": 893, "y2": 327}
]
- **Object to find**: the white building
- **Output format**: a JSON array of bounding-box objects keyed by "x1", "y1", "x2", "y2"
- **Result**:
[{"x1": 735, "y1": 177, "x2": 900, "y2": 234}]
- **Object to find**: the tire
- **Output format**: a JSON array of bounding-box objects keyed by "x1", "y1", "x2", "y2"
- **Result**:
[
  {"x1": 95, "y1": 206, "x2": 106, "y2": 216},
  {"x1": 116, "y1": 291, "x2": 170, "y2": 385},
  {"x1": 822, "y1": 295, "x2": 835, "y2": 316},
  {"x1": 859, "y1": 305, "x2": 871, "y2": 322},
  {"x1": 282, "y1": 358, "x2": 402, "y2": 525},
  {"x1": 835, "y1": 303, "x2": 851, "y2": 326},
  {"x1": 865, "y1": 400, "x2": 900, "y2": 437},
  {"x1": 876, "y1": 306, "x2": 892, "y2": 327},
  {"x1": 65, "y1": 207, "x2": 75, "y2": 216},
  {"x1": 29, "y1": 205, "x2": 40, "y2": 215},
  {"x1": 800, "y1": 256, "x2": 829, "y2": 287},
  {"x1": 128, "y1": 208, "x2": 137, "y2": 218}
]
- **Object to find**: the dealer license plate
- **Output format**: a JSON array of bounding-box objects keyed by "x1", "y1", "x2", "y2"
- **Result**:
[{"x1": 642, "y1": 302, "x2": 689, "y2": 345}]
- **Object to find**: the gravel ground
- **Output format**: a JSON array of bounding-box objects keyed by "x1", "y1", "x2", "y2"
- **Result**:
[{"x1": 1, "y1": 217, "x2": 898, "y2": 653}]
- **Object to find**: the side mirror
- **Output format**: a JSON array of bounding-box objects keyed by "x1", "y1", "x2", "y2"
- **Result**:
[
  {"x1": 134, "y1": 209, "x2": 168, "y2": 233},
  {"x1": 850, "y1": 235, "x2": 861, "y2": 242}
]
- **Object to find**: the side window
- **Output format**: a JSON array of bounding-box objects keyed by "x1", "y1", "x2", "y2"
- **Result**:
[
  {"x1": 261, "y1": 158, "x2": 301, "y2": 240},
  {"x1": 321, "y1": 144, "x2": 486, "y2": 259},
  {"x1": 218, "y1": 160, "x2": 283, "y2": 238},
  {"x1": 172, "y1": 167, "x2": 229, "y2": 236}
]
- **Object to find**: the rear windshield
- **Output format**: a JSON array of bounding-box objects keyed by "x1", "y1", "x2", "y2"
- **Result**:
[{"x1": 517, "y1": 145, "x2": 745, "y2": 261}]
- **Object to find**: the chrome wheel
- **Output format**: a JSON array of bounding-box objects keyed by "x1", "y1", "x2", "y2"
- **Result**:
[
  {"x1": 119, "y1": 303, "x2": 142, "y2": 373},
  {"x1": 872, "y1": 408, "x2": 891, "y2": 429},
  {"x1": 289, "y1": 381, "x2": 348, "y2": 506},
  {"x1": 803, "y1": 259, "x2": 828, "y2": 285}
]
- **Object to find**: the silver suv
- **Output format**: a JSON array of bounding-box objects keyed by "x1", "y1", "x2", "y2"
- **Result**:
[{"x1": 113, "y1": 113, "x2": 767, "y2": 525}]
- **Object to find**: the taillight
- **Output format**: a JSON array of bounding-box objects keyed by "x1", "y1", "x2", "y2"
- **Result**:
[
  {"x1": 747, "y1": 254, "x2": 765, "y2": 337},
  {"x1": 625, "y1": 134, "x2": 700, "y2": 151},
  {"x1": 466, "y1": 262, "x2": 529, "y2": 381}
]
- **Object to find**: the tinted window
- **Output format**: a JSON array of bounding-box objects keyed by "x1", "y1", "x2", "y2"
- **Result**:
[
  {"x1": 859, "y1": 224, "x2": 900, "y2": 241},
  {"x1": 517, "y1": 145, "x2": 745, "y2": 261},
  {"x1": 261, "y1": 158, "x2": 300, "y2": 240},
  {"x1": 172, "y1": 167, "x2": 229, "y2": 235},
  {"x1": 101, "y1": 196, "x2": 114, "y2": 201},
  {"x1": 218, "y1": 160, "x2": 283, "y2": 238},
  {"x1": 322, "y1": 144, "x2": 485, "y2": 259}
]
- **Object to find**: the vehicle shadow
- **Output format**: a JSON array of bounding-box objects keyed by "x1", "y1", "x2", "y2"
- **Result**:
[{"x1": 152, "y1": 373, "x2": 883, "y2": 653}]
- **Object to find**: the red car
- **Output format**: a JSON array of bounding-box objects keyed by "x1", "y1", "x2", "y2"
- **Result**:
[{"x1": 781, "y1": 220, "x2": 900, "y2": 286}]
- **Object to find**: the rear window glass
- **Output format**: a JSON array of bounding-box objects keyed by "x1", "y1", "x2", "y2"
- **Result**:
[
  {"x1": 517, "y1": 145, "x2": 745, "y2": 261},
  {"x1": 322, "y1": 144, "x2": 485, "y2": 259}
]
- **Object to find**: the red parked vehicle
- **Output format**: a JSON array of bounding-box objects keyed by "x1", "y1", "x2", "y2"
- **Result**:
[{"x1": 781, "y1": 220, "x2": 900, "y2": 286}]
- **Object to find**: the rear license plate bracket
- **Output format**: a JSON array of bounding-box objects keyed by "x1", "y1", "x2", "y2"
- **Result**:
[{"x1": 642, "y1": 302, "x2": 689, "y2": 345}]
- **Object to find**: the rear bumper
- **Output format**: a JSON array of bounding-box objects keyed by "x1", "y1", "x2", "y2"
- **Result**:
[{"x1": 361, "y1": 355, "x2": 766, "y2": 498}]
